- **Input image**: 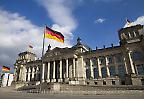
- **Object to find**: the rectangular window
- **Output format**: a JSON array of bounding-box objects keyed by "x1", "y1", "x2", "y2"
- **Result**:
[
  {"x1": 86, "y1": 69, "x2": 91, "y2": 79},
  {"x1": 112, "y1": 81, "x2": 116, "y2": 85},
  {"x1": 94, "y1": 68, "x2": 99, "y2": 79},
  {"x1": 101, "y1": 67, "x2": 107, "y2": 78},
  {"x1": 109, "y1": 66, "x2": 116, "y2": 76},
  {"x1": 103, "y1": 81, "x2": 106, "y2": 85},
  {"x1": 115, "y1": 54, "x2": 123, "y2": 63},
  {"x1": 99, "y1": 56, "x2": 105, "y2": 65},
  {"x1": 118, "y1": 65, "x2": 126, "y2": 78},
  {"x1": 137, "y1": 64, "x2": 144, "y2": 75},
  {"x1": 91, "y1": 57, "x2": 97, "y2": 66},
  {"x1": 141, "y1": 79, "x2": 144, "y2": 85},
  {"x1": 108, "y1": 56, "x2": 113, "y2": 64},
  {"x1": 94, "y1": 82, "x2": 98, "y2": 85}
]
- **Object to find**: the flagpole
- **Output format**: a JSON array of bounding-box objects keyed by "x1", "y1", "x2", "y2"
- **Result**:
[
  {"x1": 40, "y1": 25, "x2": 46, "y2": 92},
  {"x1": 42, "y1": 25, "x2": 46, "y2": 59},
  {"x1": 41, "y1": 25, "x2": 46, "y2": 83}
]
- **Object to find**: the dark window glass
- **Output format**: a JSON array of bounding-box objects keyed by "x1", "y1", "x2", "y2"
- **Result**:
[
  {"x1": 115, "y1": 54, "x2": 123, "y2": 63},
  {"x1": 109, "y1": 66, "x2": 116, "y2": 76},
  {"x1": 112, "y1": 81, "x2": 116, "y2": 85},
  {"x1": 103, "y1": 81, "x2": 106, "y2": 85},
  {"x1": 118, "y1": 65, "x2": 126, "y2": 77},
  {"x1": 141, "y1": 79, "x2": 144, "y2": 85},
  {"x1": 86, "y1": 68, "x2": 91, "y2": 79},
  {"x1": 94, "y1": 82, "x2": 98, "y2": 85},
  {"x1": 94, "y1": 68, "x2": 99, "y2": 79},
  {"x1": 137, "y1": 64, "x2": 144, "y2": 75},
  {"x1": 101, "y1": 67, "x2": 107, "y2": 78},
  {"x1": 99, "y1": 56, "x2": 105, "y2": 65},
  {"x1": 91, "y1": 57, "x2": 97, "y2": 65},
  {"x1": 87, "y1": 82, "x2": 89, "y2": 85},
  {"x1": 108, "y1": 56, "x2": 113, "y2": 63},
  {"x1": 132, "y1": 51, "x2": 143, "y2": 61}
]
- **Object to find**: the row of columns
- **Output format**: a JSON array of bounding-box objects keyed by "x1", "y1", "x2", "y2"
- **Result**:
[
  {"x1": 26, "y1": 66, "x2": 40, "y2": 82},
  {"x1": 88, "y1": 53, "x2": 134, "y2": 78},
  {"x1": 25, "y1": 51, "x2": 135, "y2": 82},
  {"x1": 41, "y1": 58, "x2": 77, "y2": 82},
  {"x1": 88, "y1": 57, "x2": 110, "y2": 78}
]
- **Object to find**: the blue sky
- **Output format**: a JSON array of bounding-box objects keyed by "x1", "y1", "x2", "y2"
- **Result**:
[{"x1": 0, "y1": 0, "x2": 144, "y2": 69}]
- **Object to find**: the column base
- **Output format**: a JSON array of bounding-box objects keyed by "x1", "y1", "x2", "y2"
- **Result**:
[
  {"x1": 58, "y1": 79, "x2": 63, "y2": 82},
  {"x1": 46, "y1": 79, "x2": 50, "y2": 83},
  {"x1": 41, "y1": 79, "x2": 45, "y2": 83},
  {"x1": 51, "y1": 79, "x2": 56, "y2": 82},
  {"x1": 64, "y1": 78, "x2": 69, "y2": 84}
]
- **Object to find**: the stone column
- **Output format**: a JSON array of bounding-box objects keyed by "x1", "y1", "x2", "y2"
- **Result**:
[
  {"x1": 123, "y1": 57, "x2": 128, "y2": 74},
  {"x1": 27, "y1": 67, "x2": 31, "y2": 81},
  {"x1": 128, "y1": 32, "x2": 132, "y2": 38},
  {"x1": 97, "y1": 58, "x2": 102, "y2": 78},
  {"x1": 52, "y1": 61, "x2": 56, "y2": 82},
  {"x1": 59, "y1": 60, "x2": 63, "y2": 82},
  {"x1": 105, "y1": 56, "x2": 110, "y2": 77},
  {"x1": 31, "y1": 67, "x2": 35, "y2": 81},
  {"x1": 46, "y1": 62, "x2": 50, "y2": 82},
  {"x1": 128, "y1": 51, "x2": 136, "y2": 74},
  {"x1": 76, "y1": 59, "x2": 78, "y2": 80},
  {"x1": 41, "y1": 63, "x2": 45, "y2": 82},
  {"x1": 77, "y1": 56, "x2": 86, "y2": 85},
  {"x1": 66, "y1": 59, "x2": 69, "y2": 78},
  {"x1": 73, "y1": 58, "x2": 76, "y2": 78},
  {"x1": 90, "y1": 59, "x2": 94, "y2": 79},
  {"x1": 35, "y1": 66, "x2": 39, "y2": 81}
]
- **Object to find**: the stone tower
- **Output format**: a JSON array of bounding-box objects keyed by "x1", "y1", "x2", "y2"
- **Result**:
[{"x1": 14, "y1": 51, "x2": 37, "y2": 82}]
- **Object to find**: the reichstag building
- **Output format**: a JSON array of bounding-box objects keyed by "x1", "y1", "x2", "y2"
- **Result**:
[{"x1": 14, "y1": 23, "x2": 144, "y2": 87}]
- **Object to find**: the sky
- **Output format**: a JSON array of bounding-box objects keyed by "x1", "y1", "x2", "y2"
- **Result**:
[{"x1": 0, "y1": 0, "x2": 144, "y2": 71}]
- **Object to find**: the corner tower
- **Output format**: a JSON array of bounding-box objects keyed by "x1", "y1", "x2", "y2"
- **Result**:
[{"x1": 118, "y1": 20, "x2": 144, "y2": 85}]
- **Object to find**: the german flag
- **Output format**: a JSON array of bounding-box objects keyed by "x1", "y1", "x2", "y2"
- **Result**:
[
  {"x1": 45, "y1": 26, "x2": 64, "y2": 43},
  {"x1": 2, "y1": 66, "x2": 10, "y2": 72}
]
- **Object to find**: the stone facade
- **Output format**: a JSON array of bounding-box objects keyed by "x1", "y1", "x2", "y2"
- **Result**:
[{"x1": 14, "y1": 24, "x2": 144, "y2": 87}]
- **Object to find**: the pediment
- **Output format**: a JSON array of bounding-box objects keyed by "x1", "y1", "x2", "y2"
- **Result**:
[{"x1": 44, "y1": 47, "x2": 74, "y2": 58}]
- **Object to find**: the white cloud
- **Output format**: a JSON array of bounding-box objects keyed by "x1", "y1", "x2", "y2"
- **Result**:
[
  {"x1": 37, "y1": 0, "x2": 77, "y2": 31},
  {"x1": 36, "y1": 0, "x2": 78, "y2": 46},
  {"x1": 0, "y1": 9, "x2": 42, "y2": 66},
  {"x1": 124, "y1": 16, "x2": 144, "y2": 28},
  {"x1": 94, "y1": 18, "x2": 106, "y2": 23},
  {"x1": 0, "y1": 9, "x2": 74, "y2": 67}
]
